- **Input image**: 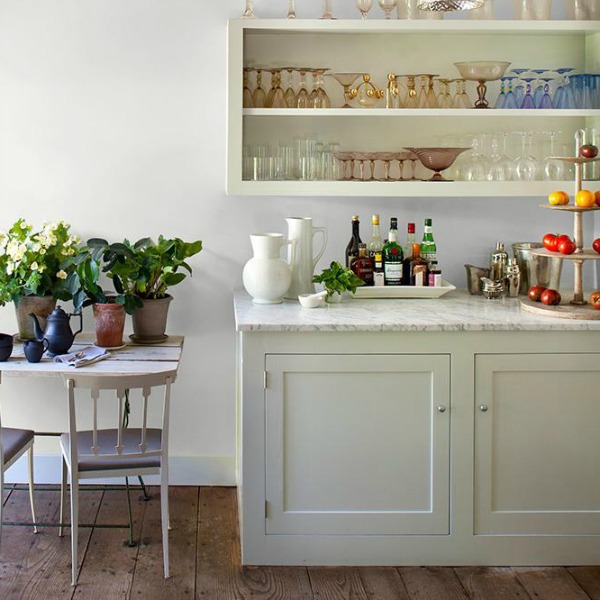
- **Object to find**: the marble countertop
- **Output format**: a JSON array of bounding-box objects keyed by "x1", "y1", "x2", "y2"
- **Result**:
[{"x1": 234, "y1": 289, "x2": 600, "y2": 332}]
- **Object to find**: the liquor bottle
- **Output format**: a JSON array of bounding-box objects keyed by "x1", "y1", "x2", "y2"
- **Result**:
[
  {"x1": 403, "y1": 222, "x2": 416, "y2": 259},
  {"x1": 420, "y1": 217, "x2": 437, "y2": 266},
  {"x1": 345, "y1": 215, "x2": 362, "y2": 268},
  {"x1": 428, "y1": 261, "x2": 442, "y2": 287},
  {"x1": 351, "y1": 243, "x2": 374, "y2": 286},
  {"x1": 373, "y1": 252, "x2": 385, "y2": 287},
  {"x1": 409, "y1": 243, "x2": 429, "y2": 286},
  {"x1": 382, "y1": 217, "x2": 403, "y2": 286},
  {"x1": 367, "y1": 214, "x2": 384, "y2": 258}
]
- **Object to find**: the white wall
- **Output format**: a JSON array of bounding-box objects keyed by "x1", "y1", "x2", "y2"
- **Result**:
[{"x1": 0, "y1": 0, "x2": 596, "y2": 484}]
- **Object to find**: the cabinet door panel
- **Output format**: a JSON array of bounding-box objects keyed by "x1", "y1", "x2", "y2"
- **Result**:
[
  {"x1": 475, "y1": 353, "x2": 600, "y2": 535},
  {"x1": 265, "y1": 354, "x2": 450, "y2": 535}
]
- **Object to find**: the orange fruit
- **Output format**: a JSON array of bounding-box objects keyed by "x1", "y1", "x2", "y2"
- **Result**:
[
  {"x1": 595, "y1": 190, "x2": 600, "y2": 207},
  {"x1": 548, "y1": 191, "x2": 569, "y2": 206},
  {"x1": 575, "y1": 189, "x2": 595, "y2": 208}
]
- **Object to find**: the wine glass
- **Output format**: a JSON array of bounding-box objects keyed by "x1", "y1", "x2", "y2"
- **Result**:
[
  {"x1": 520, "y1": 76, "x2": 536, "y2": 109},
  {"x1": 502, "y1": 76, "x2": 518, "y2": 109},
  {"x1": 267, "y1": 68, "x2": 287, "y2": 108},
  {"x1": 379, "y1": 0, "x2": 397, "y2": 18},
  {"x1": 543, "y1": 131, "x2": 566, "y2": 181},
  {"x1": 242, "y1": 0, "x2": 256, "y2": 18},
  {"x1": 283, "y1": 68, "x2": 297, "y2": 108},
  {"x1": 553, "y1": 68, "x2": 576, "y2": 109},
  {"x1": 463, "y1": 135, "x2": 491, "y2": 181},
  {"x1": 510, "y1": 68, "x2": 528, "y2": 107},
  {"x1": 403, "y1": 75, "x2": 419, "y2": 108},
  {"x1": 243, "y1": 68, "x2": 253, "y2": 108},
  {"x1": 356, "y1": 0, "x2": 374, "y2": 19},
  {"x1": 530, "y1": 69, "x2": 547, "y2": 107},
  {"x1": 514, "y1": 131, "x2": 539, "y2": 181},
  {"x1": 252, "y1": 68, "x2": 267, "y2": 108},
  {"x1": 329, "y1": 73, "x2": 361, "y2": 108},
  {"x1": 536, "y1": 77, "x2": 554, "y2": 109},
  {"x1": 312, "y1": 68, "x2": 331, "y2": 109},
  {"x1": 287, "y1": 0, "x2": 296, "y2": 18},
  {"x1": 322, "y1": 0, "x2": 335, "y2": 18},
  {"x1": 494, "y1": 77, "x2": 507, "y2": 109},
  {"x1": 488, "y1": 135, "x2": 513, "y2": 181},
  {"x1": 296, "y1": 68, "x2": 311, "y2": 108}
]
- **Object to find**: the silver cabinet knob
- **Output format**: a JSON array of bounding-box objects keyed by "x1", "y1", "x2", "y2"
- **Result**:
[
  {"x1": 479, "y1": 404, "x2": 489, "y2": 412},
  {"x1": 437, "y1": 405, "x2": 447, "y2": 413}
]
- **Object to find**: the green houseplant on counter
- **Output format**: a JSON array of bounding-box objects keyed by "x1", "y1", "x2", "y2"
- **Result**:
[
  {"x1": 71, "y1": 236, "x2": 202, "y2": 343},
  {"x1": 312, "y1": 261, "x2": 364, "y2": 302},
  {"x1": 0, "y1": 219, "x2": 80, "y2": 339}
]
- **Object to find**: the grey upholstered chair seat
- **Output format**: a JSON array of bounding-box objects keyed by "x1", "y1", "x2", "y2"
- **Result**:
[
  {"x1": 2, "y1": 428, "x2": 35, "y2": 466},
  {"x1": 60, "y1": 429, "x2": 161, "y2": 472}
]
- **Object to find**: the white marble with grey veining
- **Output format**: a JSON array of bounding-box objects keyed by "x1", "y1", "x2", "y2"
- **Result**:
[{"x1": 234, "y1": 289, "x2": 600, "y2": 332}]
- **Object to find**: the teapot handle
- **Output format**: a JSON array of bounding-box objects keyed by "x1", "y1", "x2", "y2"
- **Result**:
[
  {"x1": 71, "y1": 311, "x2": 84, "y2": 337},
  {"x1": 312, "y1": 227, "x2": 328, "y2": 269}
]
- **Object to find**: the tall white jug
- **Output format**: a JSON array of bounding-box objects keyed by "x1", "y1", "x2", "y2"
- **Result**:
[
  {"x1": 285, "y1": 217, "x2": 328, "y2": 298},
  {"x1": 243, "y1": 233, "x2": 294, "y2": 304}
]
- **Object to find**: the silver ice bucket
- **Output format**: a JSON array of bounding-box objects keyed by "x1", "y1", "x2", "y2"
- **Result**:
[{"x1": 512, "y1": 242, "x2": 562, "y2": 294}]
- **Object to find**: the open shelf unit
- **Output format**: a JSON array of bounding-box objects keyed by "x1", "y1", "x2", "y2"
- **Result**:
[{"x1": 227, "y1": 18, "x2": 600, "y2": 197}]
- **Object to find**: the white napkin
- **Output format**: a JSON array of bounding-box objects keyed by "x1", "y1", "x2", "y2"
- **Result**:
[{"x1": 54, "y1": 345, "x2": 111, "y2": 368}]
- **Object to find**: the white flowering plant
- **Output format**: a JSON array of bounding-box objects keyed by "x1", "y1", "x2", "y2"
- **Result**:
[{"x1": 0, "y1": 218, "x2": 81, "y2": 305}]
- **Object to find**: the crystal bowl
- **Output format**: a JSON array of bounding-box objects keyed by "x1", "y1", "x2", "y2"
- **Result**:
[
  {"x1": 403, "y1": 147, "x2": 470, "y2": 180},
  {"x1": 453, "y1": 61, "x2": 510, "y2": 82}
]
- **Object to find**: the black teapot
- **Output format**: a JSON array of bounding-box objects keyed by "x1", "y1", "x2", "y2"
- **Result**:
[{"x1": 30, "y1": 307, "x2": 83, "y2": 357}]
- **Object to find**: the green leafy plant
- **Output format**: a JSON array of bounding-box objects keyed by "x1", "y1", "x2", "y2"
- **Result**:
[
  {"x1": 312, "y1": 261, "x2": 364, "y2": 300},
  {"x1": 0, "y1": 219, "x2": 80, "y2": 305},
  {"x1": 67, "y1": 236, "x2": 202, "y2": 314}
]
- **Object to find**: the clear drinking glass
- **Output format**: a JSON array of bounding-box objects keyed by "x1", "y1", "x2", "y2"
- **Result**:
[
  {"x1": 287, "y1": 0, "x2": 296, "y2": 18},
  {"x1": 468, "y1": 0, "x2": 494, "y2": 18},
  {"x1": 514, "y1": 132, "x2": 539, "y2": 181},
  {"x1": 543, "y1": 131, "x2": 565, "y2": 181},
  {"x1": 242, "y1": 0, "x2": 257, "y2": 18},
  {"x1": 322, "y1": 0, "x2": 335, "y2": 18},
  {"x1": 356, "y1": 0, "x2": 374, "y2": 19},
  {"x1": 379, "y1": 0, "x2": 397, "y2": 18}
]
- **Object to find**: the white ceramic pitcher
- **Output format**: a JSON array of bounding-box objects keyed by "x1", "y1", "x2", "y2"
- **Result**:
[
  {"x1": 284, "y1": 217, "x2": 328, "y2": 298},
  {"x1": 243, "y1": 233, "x2": 294, "y2": 304}
]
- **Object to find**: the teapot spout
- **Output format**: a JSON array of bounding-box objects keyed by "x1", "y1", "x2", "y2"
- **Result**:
[{"x1": 29, "y1": 313, "x2": 45, "y2": 341}]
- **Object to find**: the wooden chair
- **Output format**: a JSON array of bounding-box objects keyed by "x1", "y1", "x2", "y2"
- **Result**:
[
  {"x1": 0, "y1": 384, "x2": 38, "y2": 550},
  {"x1": 59, "y1": 371, "x2": 175, "y2": 586}
]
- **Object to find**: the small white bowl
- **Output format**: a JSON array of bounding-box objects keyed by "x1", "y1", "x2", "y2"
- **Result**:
[{"x1": 298, "y1": 291, "x2": 327, "y2": 308}]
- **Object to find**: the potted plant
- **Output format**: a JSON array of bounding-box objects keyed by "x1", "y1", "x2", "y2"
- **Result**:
[
  {"x1": 68, "y1": 241, "x2": 141, "y2": 348},
  {"x1": 0, "y1": 219, "x2": 80, "y2": 339},
  {"x1": 312, "y1": 261, "x2": 364, "y2": 303},
  {"x1": 72, "y1": 236, "x2": 202, "y2": 343}
]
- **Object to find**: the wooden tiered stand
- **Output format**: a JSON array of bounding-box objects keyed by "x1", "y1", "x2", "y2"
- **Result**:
[{"x1": 520, "y1": 151, "x2": 600, "y2": 320}]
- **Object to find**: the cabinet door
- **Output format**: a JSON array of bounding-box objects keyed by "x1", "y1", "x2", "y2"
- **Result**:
[
  {"x1": 265, "y1": 354, "x2": 450, "y2": 535},
  {"x1": 474, "y1": 353, "x2": 600, "y2": 535}
]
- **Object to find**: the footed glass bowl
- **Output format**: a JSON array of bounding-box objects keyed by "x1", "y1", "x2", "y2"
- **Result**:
[
  {"x1": 454, "y1": 61, "x2": 510, "y2": 108},
  {"x1": 404, "y1": 147, "x2": 470, "y2": 181}
]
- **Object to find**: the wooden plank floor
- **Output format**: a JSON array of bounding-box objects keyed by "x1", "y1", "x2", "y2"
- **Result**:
[{"x1": 1, "y1": 485, "x2": 599, "y2": 599}]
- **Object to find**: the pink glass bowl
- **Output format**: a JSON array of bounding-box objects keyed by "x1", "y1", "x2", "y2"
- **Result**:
[{"x1": 403, "y1": 147, "x2": 470, "y2": 181}]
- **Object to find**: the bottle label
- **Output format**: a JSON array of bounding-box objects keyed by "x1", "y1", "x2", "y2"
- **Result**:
[
  {"x1": 384, "y1": 263, "x2": 402, "y2": 285},
  {"x1": 374, "y1": 272, "x2": 385, "y2": 287}
]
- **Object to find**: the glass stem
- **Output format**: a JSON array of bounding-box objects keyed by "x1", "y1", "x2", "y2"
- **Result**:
[
  {"x1": 287, "y1": 0, "x2": 296, "y2": 18},
  {"x1": 322, "y1": 0, "x2": 333, "y2": 18},
  {"x1": 242, "y1": 0, "x2": 256, "y2": 18}
]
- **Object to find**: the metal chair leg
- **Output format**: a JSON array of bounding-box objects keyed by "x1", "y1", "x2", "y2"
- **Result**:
[
  {"x1": 125, "y1": 477, "x2": 136, "y2": 548},
  {"x1": 138, "y1": 475, "x2": 150, "y2": 501}
]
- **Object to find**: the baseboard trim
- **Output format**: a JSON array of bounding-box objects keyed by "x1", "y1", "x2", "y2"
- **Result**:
[{"x1": 5, "y1": 454, "x2": 236, "y2": 486}]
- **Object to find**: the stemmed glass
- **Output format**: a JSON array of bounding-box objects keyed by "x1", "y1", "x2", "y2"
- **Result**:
[
  {"x1": 379, "y1": 0, "x2": 397, "y2": 18},
  {"x1": 536, "y1": 77, "x2": 554, "y2": 108},
  {"x1": 510, "y1": 68, "x2": 528, "y2": 107},
  {"x1": 252, "y1": 68, "x2": 267, "y2": 108},
  {"x1": 242, "y1": 0, "x2": 256, "y2": 18},
  {"x1": 488, "y1": 135, "x2": 513, "y2": 181},
  {"x1": 494, "y1": 77, "x2": 507, "y2": 109},
  {"x1": 543, "y1": 131, "x2": 565, "y2": 181},
  {"x1": 330, "y1": 73, "x2": 361, "y2": 108},
  {"x1": 514, "y1": 131, "x2": 539, "y2": 181},
  {"x1": 296, "y1": 68, "x2": 311, "y2": 108},
  {"x1": 553, "y1": 68, "x2": 576, "y2": 109},
  {"x1": 284, "y1": 68, "x2": 297, "y2": 108},
  {"x1": 403, "y1": 75, "x2": 419, "y2": 108},
  {"x1": 267, "y1": 68, "x2": 287, "y2": 108},
  {"x1": 312, "y1": 69, "x2": 331, "y2": 109},
  {"x1": 243, "y1": 68, "x2": 253, "y2": 108},
  {"x1": 287, "y1": 0, "x2": 296, "y2": 18},
  {"x1": 356, "y1": 0, "x2": 374, "y2": 19},
  {"x1": 322, "y1": 0, "x2": 335, "y2": 18},
  {"x1": 464, "y1": 136, "x2": 491, "y2": 181},
  {"x1": 502, "y1": 76, "x2": 518, "y2": 109},
  {"x1": 520, "y1": 76, "x2": 536, "y2": 108}
]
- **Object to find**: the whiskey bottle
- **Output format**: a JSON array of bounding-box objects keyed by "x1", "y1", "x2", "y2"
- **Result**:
[
  {"x1": 351, "y1": 243, "x2": 374, "y2": 286},
  {"x1": 345, "y1": 215, "x2": 362, "y2": 268},
  {"x1": 383, "y1": 217, "x2": 403, "y2": 286},
  {"x1": 409, "y1": 243, "x2": 429, "y2": 286},
  {"x1": 420, "y1": 218, "x2": 437, "y2": 266},
  {"x1": 367, "y1": 214, "x2": 384, "y2": 258}
]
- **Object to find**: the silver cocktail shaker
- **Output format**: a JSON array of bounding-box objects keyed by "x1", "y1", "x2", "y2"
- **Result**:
[{"x1": 506, "y1": 258, "x2": 520, "y2": 298}]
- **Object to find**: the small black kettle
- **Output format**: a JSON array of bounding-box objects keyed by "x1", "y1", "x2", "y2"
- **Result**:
[{"x1": 30, "y1": 307, "x2": 83, "y2": 357}]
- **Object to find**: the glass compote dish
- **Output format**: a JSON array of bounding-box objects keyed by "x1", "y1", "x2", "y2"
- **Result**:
[
  {"x1": 403, "y1": 147, "x2": 471, "y2": 181},
  {"x1": 454, "y1": 61, "x2": 511, "y2": 108},
  {"x1": 329, "y1": 73, "x2": 361, "y2": 108}
]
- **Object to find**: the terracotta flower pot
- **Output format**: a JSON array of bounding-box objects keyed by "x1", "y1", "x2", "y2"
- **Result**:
[
  {"x1": 93, "y1": 303, "x2": 125, "y2": 348},
  {"x1": 14, "y1": 295, "x2": 57, "y2": 340},
  {"x1": 131, "y1": 295, "x2": 172, "y2": 343}
]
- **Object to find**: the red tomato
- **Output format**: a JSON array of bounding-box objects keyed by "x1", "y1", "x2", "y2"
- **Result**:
[
  {"x1": 590, "y1": 291, "x2": 600, "y2": 310},
  {"x1": 540, "y1": 289, "x2": 561, "y2": 305},
  {"x1": 542, "y1": 233, "x2": 559, "y2": 252},
  {"x1": 580, "y1": 144, "x2": 599, "y2": 159},
  {"x1": 528, "y1": 285, "x2": 547, "y2": 302},
  {"x1": 558, "y1": 237, "x2": 576, "y2": 255},
  {"x1": 593, "y1": 238, "x2": 600, "y2": 254}
]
